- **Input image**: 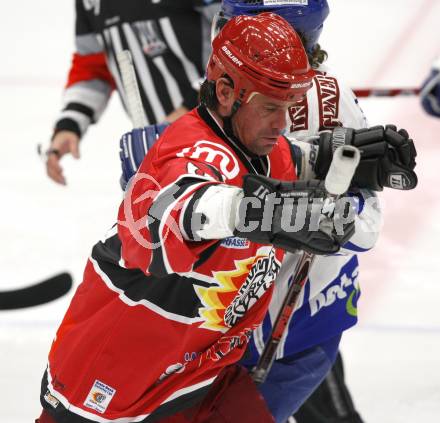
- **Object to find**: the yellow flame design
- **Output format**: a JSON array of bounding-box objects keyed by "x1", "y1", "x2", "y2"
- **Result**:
[{"x1": 195, "y1": 256, "x2": 260, "y2": 332}]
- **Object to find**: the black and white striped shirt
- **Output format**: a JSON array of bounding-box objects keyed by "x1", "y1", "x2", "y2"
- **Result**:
[{"x1": 55, "y1": 0, "x2": 220, "y2": 137}]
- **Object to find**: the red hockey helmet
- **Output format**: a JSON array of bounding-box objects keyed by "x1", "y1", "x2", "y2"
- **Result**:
[{"x1": 207, "y1": 12, "x2": 314, "y2": 106}]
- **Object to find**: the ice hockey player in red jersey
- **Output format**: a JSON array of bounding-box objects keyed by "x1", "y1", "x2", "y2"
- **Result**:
[
  {"x1": 37, "y1": 13, "x2": 351, "y2": 423},
  {"x1": 36, "y1": 11, "x2": 416, "y2": 423}
]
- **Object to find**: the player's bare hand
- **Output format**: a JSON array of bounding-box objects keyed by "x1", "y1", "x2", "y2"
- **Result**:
[{"x1": 46, "y1": 131, "x2": 80, "y2": 185}]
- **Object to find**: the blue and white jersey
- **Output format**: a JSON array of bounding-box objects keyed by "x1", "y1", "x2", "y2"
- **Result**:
[
  {"x1": 242, "y1": 188, "x2": 380, "y2": 365},
  {"x1": 242, "y1": 66, "x2": 381, "y2": 365}
]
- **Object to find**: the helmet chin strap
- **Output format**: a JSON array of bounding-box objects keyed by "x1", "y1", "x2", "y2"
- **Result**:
[
  {"x1": 229, "y1": 87, "x2": 250, "y2": 118},
  {"x1": 230, "y1": 90, "x2": 258, "y2": 117},
  {"x1": 220, "y1": 92, "x2": 243, "y2": 134},
  {"x1": 230, "y1": 99, "x2": 242, "y2": 117},
  {"x1": 222, "y1": 98, "x2": 241, "y2": 139},
  {"x1": 223, "y1": 115, "x2": 235, "y2": 140}
]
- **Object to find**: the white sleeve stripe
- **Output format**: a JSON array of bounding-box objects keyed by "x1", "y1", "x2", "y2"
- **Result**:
[
  {"x1": 63, "y1": 83, "x2": 111, "y2": 120},
  {"x1": 75, "y1": 33, "x2": 104, "y2": 55}
]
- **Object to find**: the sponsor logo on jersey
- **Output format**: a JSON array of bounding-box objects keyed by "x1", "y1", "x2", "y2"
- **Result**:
[
  {"x1": 133, "y1": 20, "x2": 167, "y2": 57},
  {"x1": 264, "y1": 0, "x2": 308, "y2": 5},
  {"x1": 84, "y1": 380, "x2": 116, "y2": 414},
  {"x1": 221, "y1": 45, "x2": 243, "y2": 67},
  {"x1": 220, "y1": 237, "x2": 250, "y2": 249},
  {"x1": 315, "y1": 73, "x2": 343, "y2": 129},
  {"x1": 202, "y1": 329, "x2": 253, "y2": 363},
  {"x1": 195, "y1": 246, "x2": 280, "y2": 332},
  {"x1": 177, "y1": 140, "x2": 240, "y2": 180},
  {"x1": 288, "y1": 95, "x2": 308, "y2": 131},
  {"x1": 309, "y1": 266, "x2": 359, "y2": 317},
  {"x1": 44, "y1": 390, "x2": 60, "y2": 409},
  {"x1": 119, "y1": 172, "x2": 183, "y2": 250}
]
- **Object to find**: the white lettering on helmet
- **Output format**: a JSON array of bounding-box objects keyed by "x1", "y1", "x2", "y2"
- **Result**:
[
  {"x1": 221, "y1": 45, "x2": 243, "y2": 67},
  {"x1": 290, "y1": 82, "x2": 311, "y2": 88}
]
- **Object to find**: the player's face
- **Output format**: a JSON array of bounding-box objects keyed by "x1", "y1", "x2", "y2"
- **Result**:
[{"x1": 232, "y1": 93, "x2": 302, "y2": 156}]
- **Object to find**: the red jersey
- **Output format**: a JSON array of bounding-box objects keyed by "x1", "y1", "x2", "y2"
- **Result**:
[{"x1": 41, "y1": 106, "x2": 297, "y2": 422}]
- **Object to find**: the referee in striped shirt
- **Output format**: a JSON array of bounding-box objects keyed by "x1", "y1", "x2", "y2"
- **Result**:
[{"x1": 46, "y1": 0, "x2": 220, "y2": 185}]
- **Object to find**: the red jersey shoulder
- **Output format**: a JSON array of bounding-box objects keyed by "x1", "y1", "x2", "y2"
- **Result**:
[{"x1": 147, "y1": 110, "x2": 242, "y2": 181}]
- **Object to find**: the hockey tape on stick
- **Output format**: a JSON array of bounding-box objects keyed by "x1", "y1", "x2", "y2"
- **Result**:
[
  {"x1": 325, "y1": 146, "x2": 360, "y2": 196},
  {"x1": 116, "y1": 50, "x2": 147, "y2": 128}
]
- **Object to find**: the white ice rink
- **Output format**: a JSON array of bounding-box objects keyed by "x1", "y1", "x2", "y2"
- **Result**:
[{"x1": 1, "y1": 1, "x2": 439, "y2": 422}]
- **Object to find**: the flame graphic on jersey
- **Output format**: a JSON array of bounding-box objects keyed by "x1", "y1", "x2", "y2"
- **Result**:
[{"x1": 195, "y1": 255, "x2": 265, "y2": 332}]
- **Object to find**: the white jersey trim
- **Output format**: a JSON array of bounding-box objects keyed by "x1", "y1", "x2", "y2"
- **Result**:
[
  {"x1": 90, "y1": 256, "x2": 204, "y2": 325},
  {"x1": 46, "y1": 363, "x2": 216, "y2": 422}
]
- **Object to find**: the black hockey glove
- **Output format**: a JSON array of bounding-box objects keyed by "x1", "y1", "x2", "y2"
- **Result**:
[
  {"x1": 235, "y1": 174, "x2": 355, "y2": 255},
  {"x1": 315, "y1": 125, "x2": 418, "y2": 191}
]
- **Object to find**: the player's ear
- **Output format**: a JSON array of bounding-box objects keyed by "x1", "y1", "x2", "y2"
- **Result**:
[{"x1": 215, "y1": 77, "x2": 234, "y2": 110}]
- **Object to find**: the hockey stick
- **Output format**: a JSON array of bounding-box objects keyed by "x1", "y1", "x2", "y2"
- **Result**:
[
  {"x1": 116, "y1": 50, "x2": 148, "y2": 128},
  {"x1": 0, "y1": 272, "x2": 73, "y2": 310},
  {"x1": 353, "y1": 87, "x2": 420, "y2": 98},
  {"x1": 252, "y1": 145, "x2": 360, "y2": 384}
]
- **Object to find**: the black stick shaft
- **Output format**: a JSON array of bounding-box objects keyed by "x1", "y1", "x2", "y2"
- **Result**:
[{"x1": 0, "y1": 272, "x2": 73, "y2": 310}]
